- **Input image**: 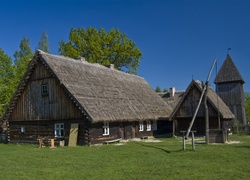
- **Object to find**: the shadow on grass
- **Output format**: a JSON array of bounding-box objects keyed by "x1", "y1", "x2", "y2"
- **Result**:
[
  {"x1": 235, "y1": 145, "x2": 250, "y2": 149},
  {"x1": 141, "y1": 144, "x2": 184, "y2": 153}
]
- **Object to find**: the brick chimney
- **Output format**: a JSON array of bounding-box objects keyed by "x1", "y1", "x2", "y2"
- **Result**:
[
  {"x1": 170, "y1": 87, "x2": 175, "y2": 97},
  {"x1": 107, "y1": 64, "x2": 114, "y2": 70}
]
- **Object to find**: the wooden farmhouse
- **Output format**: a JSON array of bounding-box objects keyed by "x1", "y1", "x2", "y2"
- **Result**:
[
  {"x1": 160, "y1": 80, "x2": 234, "y2": 138},
  {"x1": 214, "y1": 54, "x2": 247, "y2": 126},
  {"x1": 2, "y1": 50, "x2": 172, "y2": 145}
]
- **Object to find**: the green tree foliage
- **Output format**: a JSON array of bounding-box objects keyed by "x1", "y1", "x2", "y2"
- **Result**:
[
  {"x1": 58, "y1": 27, "x2": 142, "y2": 74},
  {"x1": 13, "y1": 37, "x2": 33, "y2": 85},
  {"x1": 0, "y1": 48, "x2": 14, "y2": 117},
  {"x1": 37, "y1": 31, "x2": 50, "y2": 52},
  {"x1": 155, "y1": 86, "x2": 162, "y2": 93},
  {"x1": 14, "y1": 37, "x2": 33, "y2": 59},
  {"x1": 245, "y1": 92, "x2": 250, "y2": 123},
  {"x1": 163, "y1": 88, "x2": 169, "y2": 92}
]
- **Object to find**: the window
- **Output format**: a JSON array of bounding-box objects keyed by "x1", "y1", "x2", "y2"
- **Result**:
[
  {"x1": 20, "y1": 126, "x2": 25, "y2": 133},
  {"x1": 146, "y1": 121, "x2": 151, "y2": 131},
  {"x1": 139, "y1": 121, "x2": 144, "y2": 131},
  {"x1": 153, "y1": 121, "x2": 157, "y2": 131},
  {"x1": 54, "y1": 123, "x2": 64, "y2": 137},
  {"x1": 41, "y1": 84, "x2": 48, "y2": 96},
  {"x1": 103, "y1": 122, "x2": 109, "y2": 135}
]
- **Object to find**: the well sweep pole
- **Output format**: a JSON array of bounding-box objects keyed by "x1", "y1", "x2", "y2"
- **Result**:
[{"x1": 185, "y1": 58, "x2": 216, "y2": 139}]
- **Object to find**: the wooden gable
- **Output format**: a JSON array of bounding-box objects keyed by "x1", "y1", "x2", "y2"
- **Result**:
[
  {"x1": 9, "y1": 59, "x2": 83, "y2": 121},
  {"x1": 174, "y1": 83, "x2": 218, "y2": 118}
]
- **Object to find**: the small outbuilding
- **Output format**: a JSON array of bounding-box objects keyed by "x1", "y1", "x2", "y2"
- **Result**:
[
  {"x1": 2, "y1": 50, "x2": 172, "y2": 145},
  {"x1": 161, "y1": 80, "x2": 234, "y2": 137}
]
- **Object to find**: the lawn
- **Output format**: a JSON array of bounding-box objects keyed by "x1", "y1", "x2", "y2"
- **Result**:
[{"x1": 0, "y1": 134, "x2": 249, "y2": 180}]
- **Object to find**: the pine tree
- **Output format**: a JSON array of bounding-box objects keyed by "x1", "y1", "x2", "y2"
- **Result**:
[
  {"x1": 245, "y1": 92, "x2": 250, "y2": 123},
  {"x1": 37, "y1": 31, "x2": 50, "y2": 52},
  {"x1": 13, "y1": 37, "x2": 33, "y2": 87}
]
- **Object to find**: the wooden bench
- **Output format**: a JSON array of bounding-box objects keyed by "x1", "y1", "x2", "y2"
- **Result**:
[{"x1": 104, "y1": 138, "x2": 122, "y2": 144}]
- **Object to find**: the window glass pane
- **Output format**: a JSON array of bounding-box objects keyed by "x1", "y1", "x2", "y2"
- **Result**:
[
  {"x1": 42, "y1": 84, "x2": 48, "y2": 96},
  {"x1": 147, "y1": 121, "x2": 151, "y2": 131},
  {"x1": 139, "y1": 121, "x2": 143, "y2": 131},
  {"x1": 103, "y1": 122, "x2": 109, "y2": 135},
  {"x1": 55, "y1": 123, "x2": 64, "y2": 137}
]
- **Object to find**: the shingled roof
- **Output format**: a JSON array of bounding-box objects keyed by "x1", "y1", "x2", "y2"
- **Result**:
[
  {"x1": 3, "y1": 50, "x2": 172, "y2": 123},
  {"x1": 214, "y1": 54, "x2": 244, "y2": 84},
  {"x1": 169, "y1": 80, "x2": 234, "y2": 120}
]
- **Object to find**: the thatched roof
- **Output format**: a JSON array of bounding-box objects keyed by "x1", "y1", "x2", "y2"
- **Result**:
[
  {"x1": 3, "y1": 50, "x2": 172, "y2": 123},
  {"x1": 158, "y1": 91, "x2": 184, "y2": 110},
  {"x1": 214, "y1": 54, "x2": 244, "y2": 84},
  {"x1": 169, "y1": 80, "x2": 234, "y2": 120}
]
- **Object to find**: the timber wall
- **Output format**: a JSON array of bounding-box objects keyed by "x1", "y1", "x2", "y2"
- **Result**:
[
  {"x1": 216, "y1": 82, "x2": 246, "y2": 124},
  {"x1": 10, "y1": 61, "x2": 83, "y2": 121},
  {"x1": 9, "y1": 119, "x2": 90, "y2": 146}
]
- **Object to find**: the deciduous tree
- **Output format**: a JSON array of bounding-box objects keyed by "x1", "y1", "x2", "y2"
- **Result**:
[
  {"x1": 58, "y1": 27, "x2": 142, "y2": 74},
  {"x1": 0, "y1": 48, "x2": 14, "y2": 117}
]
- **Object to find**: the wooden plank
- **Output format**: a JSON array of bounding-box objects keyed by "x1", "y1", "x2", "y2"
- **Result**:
[
  {"x1": 104, "y1": 138, "x2": 122, "y2": 144},
  {"x1": 68, "y1": 123, "x2": 79, "y2": 147}
]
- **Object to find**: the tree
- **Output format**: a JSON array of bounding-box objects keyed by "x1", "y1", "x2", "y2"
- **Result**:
[
  {"x1": 0, "y1": 48, "x2": 14, "y2": 117},
  {"x1": 14, "y1": 37, "x2": 33, "y2": 60},
  {"x1": 155, "y1": 86, "x2": 162, "y2": 93},
  {"x1": 13, "y1": 37, "x2": 33, "y2": 86},
  {"x1": 163, "y1": 88, "x2": 169, "y2": 92},
  {"x1": 245, "y1": 92, "x2": 250, "y2": 123},
  {"x1": 58, "y1": 27, "x2": 142, "y2": 74},
  {"x1": 37, "y1": 31, "x2": 50, "y2": 52}
]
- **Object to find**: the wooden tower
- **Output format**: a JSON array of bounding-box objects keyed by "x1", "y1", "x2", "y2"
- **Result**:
[{"x1": 214, "y1": 54, "x2": 247, "y2": 125}]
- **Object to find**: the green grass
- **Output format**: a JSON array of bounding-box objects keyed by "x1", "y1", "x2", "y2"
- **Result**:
[{"x1": 0, "y1": 135, "x2": 250, "y2": 180}]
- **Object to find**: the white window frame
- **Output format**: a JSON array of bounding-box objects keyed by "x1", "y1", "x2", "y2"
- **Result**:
[
  {"x1": 20, "y1": 126, "x2": 25, "y2": 133},
  {"x1": 153, "y1": 121, "x2": 157, "y2": 131},
  {"x1": 139, "y1": 121, "x2": 144, "y2": 131},
  {"x1": 54, "y1": 123, "x2": 64, "y2": 137},
  {"x1": 41, "y1": 84, "x2": 49, "y2": 96},
  {"x1": 103, "y1": 122, "x2": 109, "y2": 135},
  {"x1": 146, "y1": 121, "x2": 151, "y2": 131}
]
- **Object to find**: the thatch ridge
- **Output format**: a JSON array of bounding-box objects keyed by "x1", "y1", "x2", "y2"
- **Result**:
[{"x1": 39, "y1": 50, "x2": 145, "y2": 81}]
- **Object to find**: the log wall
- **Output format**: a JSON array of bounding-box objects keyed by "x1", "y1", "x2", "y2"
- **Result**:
[
  {"x1": 89, "y1": 121, "x2": 154, "y2": 144},
  {"x1": 9, "y1": 119, "x2": 90, "y2": 146},
  {"x1": 216, "y1": 82, "x2": 246, "y2": 124}
]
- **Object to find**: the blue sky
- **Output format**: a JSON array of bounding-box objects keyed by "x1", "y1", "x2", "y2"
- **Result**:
[{"x1": 1, "y1": 0, "x2": 250, "y2": 92}]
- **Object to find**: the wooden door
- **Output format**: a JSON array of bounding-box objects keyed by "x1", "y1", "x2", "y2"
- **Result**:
[
  {"x1": 68, "y1": 123, "x2": 79, "y2": 146},
  {"x1": 124, "y1": 122, "x2": 132, "y2": 139}
]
